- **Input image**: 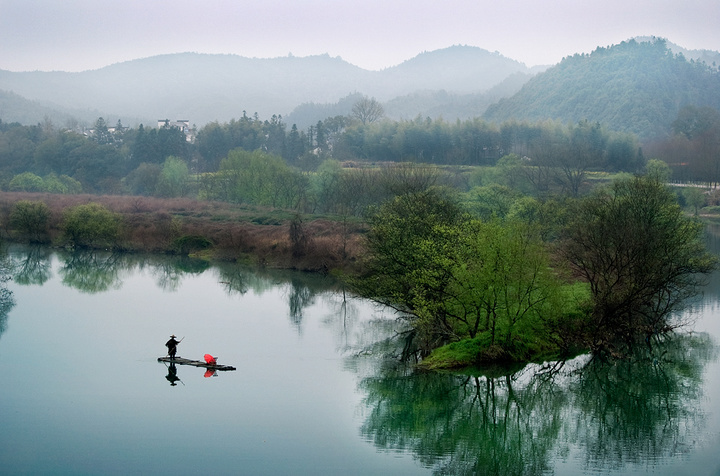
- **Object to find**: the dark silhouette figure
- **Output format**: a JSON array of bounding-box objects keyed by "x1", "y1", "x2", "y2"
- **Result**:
[
  {"x1": 166, "y1": 335, "x2": 180, "y2": 359},
  {"x1": 166, "y1": 362, "x2": 180, "y2": 386}
]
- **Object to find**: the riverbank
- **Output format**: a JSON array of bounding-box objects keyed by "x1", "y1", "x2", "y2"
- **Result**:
[{"x1": 0, "y1": 192, "x2": 368, "y2": 273}]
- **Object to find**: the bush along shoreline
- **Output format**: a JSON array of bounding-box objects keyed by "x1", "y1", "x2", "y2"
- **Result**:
[{"x1": 0, "y1": 191, "x2": 367, "y2": 273}]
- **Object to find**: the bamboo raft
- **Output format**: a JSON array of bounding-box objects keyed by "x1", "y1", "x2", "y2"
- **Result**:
[{"x1": 158, "y1": 356, "x2": 236, "y2": 371}]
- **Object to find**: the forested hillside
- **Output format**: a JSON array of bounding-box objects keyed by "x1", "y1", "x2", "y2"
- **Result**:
[{"x1": 483, "y1": 38, "x2": 720, "y2": 139}]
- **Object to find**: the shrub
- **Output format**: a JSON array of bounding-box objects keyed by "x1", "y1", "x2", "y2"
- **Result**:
[
  {"x1": 61, "y1": 203, "x2": 121, "y2": 248},
  {"x1": 171, "y1": 235, "x2": 213, "y2": 255},
  {"x1": 9, "y1": 200, "x2": 51, "y2": 242}
]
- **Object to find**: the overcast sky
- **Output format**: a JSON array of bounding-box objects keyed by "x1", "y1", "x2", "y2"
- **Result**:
[{"x1": 1, "y1": 0, "x2": 718, "y2": 72}]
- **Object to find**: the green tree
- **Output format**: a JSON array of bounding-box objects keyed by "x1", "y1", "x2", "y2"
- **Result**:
[
  {"x1": 124, "y1": 163, "x2": 161, "y2": 196},
  {"x1": 92, "y1": 117, "x2": 110, "y2": 144},
  {"x1": 8, "y1": 172, "x2": 44, "y2": 192},
  {"x1": 156, "y1": 156, "x2": 189, "y2": 198},
  {"x1": 217, "y1": 149, "x2": 304, "y2": 208},
  {"x1": 42, "y1": 173, "x2": 82, "y2": 194},
  {"x1": 9, "y1": 200, "x2": 51, "y2": 242},
  {"x1": 353, "y1": 189, "x2": 573, "y2": 358},
  {"x1": 683, "y1": 186, "x2": 706, "y2": 215},
  {"x1": 61, "y1": 203, "x2": 122, "y2": 249},
  {"x1": 562, "y1": 175, "x2": 716, "y2": 351},
  {"x1": 353, "y1": 188, "x2": 466, "y2": 349},
  {"x1": 645, "y1": 158, "x2": 671, "y2": 182}
]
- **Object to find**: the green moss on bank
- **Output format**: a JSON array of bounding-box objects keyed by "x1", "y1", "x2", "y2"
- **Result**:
[{"x1": 419, "y1": 331, "x2": 586, "y2": 371}]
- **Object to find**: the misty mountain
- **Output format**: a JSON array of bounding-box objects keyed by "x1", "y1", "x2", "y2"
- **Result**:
[
  {"x1": 286, "y1": 70, "x2": 536, "y2": 130},
  {"x1": 635, "y1": 36, "x2": 720, "y2": 65},
  {"x1": 483, "y1": 38, "x2": 720, "y2": 139},
  {"x1": 0, "y1": 46, "x2": 533, "y2": 128},
  {"x1": 0, "y1": 89, "x2": 147, "y2": 129},
  {"x1": 0, "y1": 90, "x2": 78, "y2": 126}
]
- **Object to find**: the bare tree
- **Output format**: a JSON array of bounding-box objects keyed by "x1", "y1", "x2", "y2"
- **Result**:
[{"x1": 351, "y1": 96, "x2": 384, "y2": 125}]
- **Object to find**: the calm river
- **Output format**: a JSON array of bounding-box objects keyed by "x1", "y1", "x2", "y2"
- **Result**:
[{"x1": 1, "y1": 236, "x2": 719, "y2": 475}]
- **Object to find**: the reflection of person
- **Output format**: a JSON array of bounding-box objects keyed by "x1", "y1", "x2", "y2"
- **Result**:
[
  {"x1": 166, "y1": 335, "x2": 180, "y2": 359},
  {"x1": 166, "y1": 362, "x2": 180, "y2": 386}
]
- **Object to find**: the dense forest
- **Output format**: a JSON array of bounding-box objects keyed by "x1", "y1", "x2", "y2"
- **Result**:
[
  {"x1": 3, "y1": 97, "x2": 719, "y2": 205},
  {"x1": 0, "y1": 111, "x2": 647, "y2": 204},
  {"x1": 484, "y1": 39, "x2": 720, "y2": 140}
]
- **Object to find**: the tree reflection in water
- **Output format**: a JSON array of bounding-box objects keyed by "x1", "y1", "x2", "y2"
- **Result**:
[
  {"x1": 0, "y1": 247, "x2": 16, "y2": 340},
  {"x1": 356, "y1": 332, "x2": 717, "y2": 475},
  {"x1": 570, "y1": 333, "x2": 716, "y2": 471},
  {"x1": 57, "y1": 250, "x2": 127, "y2": 293},
  {"x1": 8, "y1": 245, "x2": 52, "y2": 285}
]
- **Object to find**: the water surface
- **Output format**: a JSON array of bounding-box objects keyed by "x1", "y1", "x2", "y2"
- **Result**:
[{"x1": 0, "y1": 244, "x2": 719, "y2": 475}]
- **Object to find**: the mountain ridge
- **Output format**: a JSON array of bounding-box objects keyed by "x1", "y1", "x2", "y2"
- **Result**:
[
  {"x1": 1, "y1": 39, "x2": 718, "y2": 138},
  {"x1": 483, "y1": 38, "x2": 720, "y2": 139},
  {"x1": 0, "y1": 46, "x2": 534, "y2": 127}
]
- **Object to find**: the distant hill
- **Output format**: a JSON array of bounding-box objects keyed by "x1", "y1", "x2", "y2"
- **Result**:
[
  {"x1": 286, "y1": 69, "x2": 536, "y2": 129},
  {"x1": 483, "y1": 38, "x2": 720, "y2": 139},
  {"x1": 635, "y1": 36, "x2": 720, "y2": 65},
  {"x1": 0, "y1": 46, "x2": 533, "y2": 128},
  {"x1": 0, "y1": 89, "x2": 145, "y2": 128},
  {"x1": 0, "y1": 90, "x2": 76, "y2": 126}
]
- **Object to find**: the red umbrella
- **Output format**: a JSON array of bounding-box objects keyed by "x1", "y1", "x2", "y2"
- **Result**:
[{"x1": 204, "y1": 354, "x2": 217, "y2": 365}]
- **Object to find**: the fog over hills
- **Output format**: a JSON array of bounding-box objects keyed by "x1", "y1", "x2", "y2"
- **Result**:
[
  {"x1": 1, "y1": 39, "x2": 718, "y2": 137},
  {"x1": 0, "y1": 45, "x2": 534, "y2": 128}
]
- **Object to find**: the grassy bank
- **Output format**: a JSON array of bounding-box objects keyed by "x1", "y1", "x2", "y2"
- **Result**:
[{"x1": 0, "y1": 192, "x2": 368, "y2": 273}]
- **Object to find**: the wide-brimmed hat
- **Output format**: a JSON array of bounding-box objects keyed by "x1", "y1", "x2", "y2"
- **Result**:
[{"x1": 170, "y1": 334, "x2": 176, "y2": 338}]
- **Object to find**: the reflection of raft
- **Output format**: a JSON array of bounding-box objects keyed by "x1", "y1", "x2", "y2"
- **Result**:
[{"x1": 157, "y1": 356, "x2": 236, "y2": 371}]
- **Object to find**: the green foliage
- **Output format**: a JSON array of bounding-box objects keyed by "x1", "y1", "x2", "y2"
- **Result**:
[
  {"x1": 682, "y1": 186, "x2": 707, "y2": 215},
  {"x1": 61, "y1": 203, "x2": 121, "y2": 249},
  {"x1": 9, "y1": 200, "x2": 51, "y2": 242},
  {"x1": 359, "y1": 332, "x2": 714, "y2": 475},
  {"x1": 205, "y1": 148, "x2": 307, "y2": 209},
  {"x1": 484, "y1": 38, "x2": 720, "y2": 140},
  {"x1": 644, "y1": 158, "x2": 671, "y2": 182},
  {"x1": 353, "y1": 188, "x2": 581, "y2": 359},
  {"x1": 195, "y1": 114, "x2": 287, "y2": 170},
  {"x1": 8, "y1": 172, "x2": 82, "y2": 194},
  {"x1": 8, "y1": 172, "x2": 44, "y2": 192},
  {"x1": 463, "y1": 183, "x2": 520, "y2": 219},
  {"x1": 42, "y1": 173, "x2": 82, "y2": 194},
  {"x1": 124, "y1": 163, "x2": 161, "y2": 196},
  {"x1": 156, "y1": 156, "x2": 189, "y2": 198},
  {"x1": 507, "y1": 195, "x2": 573, "y2": 241},
  {"x1": 562, "y1": 175, "x2": 717, "y2": 350}
]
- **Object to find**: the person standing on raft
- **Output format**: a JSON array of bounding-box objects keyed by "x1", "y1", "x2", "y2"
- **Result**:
[{"x1": 166, "y1": 335, "x2": 181, "y2": 359}]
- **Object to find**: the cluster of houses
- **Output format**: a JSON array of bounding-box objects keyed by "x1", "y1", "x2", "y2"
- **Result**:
[
  {"x1": 82, "y1": 118, "x2": 195, "y2": 143},
  {"x1": 157, "y1": 119, "x2": 195, "y2": 142}
]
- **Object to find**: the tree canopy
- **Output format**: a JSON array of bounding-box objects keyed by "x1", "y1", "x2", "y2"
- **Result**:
[{"x1": 561, "y1": 175, "x2": 717, "y2": 353}]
